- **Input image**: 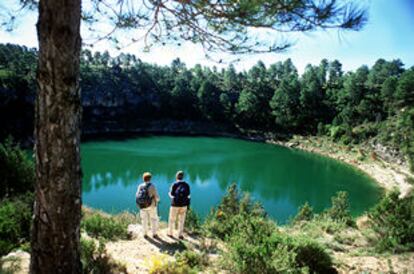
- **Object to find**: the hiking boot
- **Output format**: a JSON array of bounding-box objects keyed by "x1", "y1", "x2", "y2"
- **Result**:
[
  {"x1": 144, "y1": 235, "x2": 150, "y2": 240},
  {"x1": 178, "y1": 235, "x2": 184, "y2": 240},
  {"x1": 167, "y1": 234, "x2": 174, "y2": 238},
  {"x1": 153, "y1": 234, "x2": 160, "y2": 240}
]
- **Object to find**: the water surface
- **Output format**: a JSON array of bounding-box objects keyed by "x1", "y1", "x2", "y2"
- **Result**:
[{"x1": 82, "y1": 136, "x2": 382, "y2": 224}]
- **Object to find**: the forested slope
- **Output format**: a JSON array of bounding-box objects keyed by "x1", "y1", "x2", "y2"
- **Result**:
[{"x1": 1, "y1": 43, "x2": 413, "y2": 170}]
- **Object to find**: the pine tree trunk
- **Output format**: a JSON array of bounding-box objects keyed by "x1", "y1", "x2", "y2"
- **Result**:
[{"x1": 30, "y1": 0, "x2": 82, "y2": 272}]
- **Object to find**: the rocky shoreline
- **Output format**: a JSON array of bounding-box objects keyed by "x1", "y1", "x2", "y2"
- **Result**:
[{"x1": 267, "y1": 135, "x2": 413, "y2": 198}]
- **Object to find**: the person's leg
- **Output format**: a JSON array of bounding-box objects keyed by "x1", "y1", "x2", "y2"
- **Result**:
[
  {"x1": 149, "y1": 206, "x2": 159, "y2": 236},
  {"x1": 140, "y1": 209, "x2": 149, "y2": 236},
  {"x1": 177, "y1": 206, "x2": 187, "y2": 238},
  {"x1": 168, "y1": 207, "x2": 177, "y2": 236}
]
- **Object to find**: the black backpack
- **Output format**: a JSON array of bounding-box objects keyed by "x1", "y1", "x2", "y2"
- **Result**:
[
  {"x1": 174, "y1": 182, "x2": 190, "y2": 206},
  {"x1": 136, "y1": 183, "x2": 153, "y2": 209}
]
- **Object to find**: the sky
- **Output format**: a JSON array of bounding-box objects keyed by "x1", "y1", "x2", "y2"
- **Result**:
[{"x1": 1, "y1": 0, "x2": 413, "y2": 74}]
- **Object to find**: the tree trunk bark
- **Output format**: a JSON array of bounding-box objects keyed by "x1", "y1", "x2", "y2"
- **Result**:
[{"x1": 30, "y1": 0, "x2": 82, "y2": 273}]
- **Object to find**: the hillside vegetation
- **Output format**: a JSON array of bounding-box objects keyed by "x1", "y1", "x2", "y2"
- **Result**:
[{"x1": 1, "y1": 43, "x2": 413, "y2": 171}]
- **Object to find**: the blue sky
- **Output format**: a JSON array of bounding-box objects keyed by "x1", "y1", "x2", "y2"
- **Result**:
[{"x1": 1, "y1": 0, "x2": 413, "y2": 73}]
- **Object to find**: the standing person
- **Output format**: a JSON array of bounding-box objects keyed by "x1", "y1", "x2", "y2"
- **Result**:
[
  {"x1": 168, "y1": 171, "x2": 191, "y2": 239},
  {"x1": 136, "y1": 172, "x2": 160, "y2": 239}
]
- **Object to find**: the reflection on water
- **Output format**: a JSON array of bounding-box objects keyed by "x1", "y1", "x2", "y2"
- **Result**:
[{"x1": 82, "y1": 136, "x2": 382, "y2": 224}]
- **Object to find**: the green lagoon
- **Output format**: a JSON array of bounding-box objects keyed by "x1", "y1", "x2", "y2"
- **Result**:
[{"x1": 82, "y1": 136, "x2": 382, "y2": 224}]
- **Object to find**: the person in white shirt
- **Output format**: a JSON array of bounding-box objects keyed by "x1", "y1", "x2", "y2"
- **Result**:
[{"x1": 136, "y1": 172, "x2": 160, "y2": 239}]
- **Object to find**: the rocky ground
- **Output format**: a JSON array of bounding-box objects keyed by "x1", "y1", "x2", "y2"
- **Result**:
[
  {"x1": 332, "y1": 227, "x2": 414, "y2": 273},
  {"x1": 0, "y1": 250, "x2": 30, "y2": 274},
  {"x1": 335, "y1": 252, "x2": 414, "y2": 274}
]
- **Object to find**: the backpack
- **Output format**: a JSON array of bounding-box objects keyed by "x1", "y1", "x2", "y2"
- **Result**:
[
  {"x1": 136, "y1": 183, "x2": 153, "y2": 209},
  {"x1": 174, "y1": 182, "x2": 189, "y2": 206}
]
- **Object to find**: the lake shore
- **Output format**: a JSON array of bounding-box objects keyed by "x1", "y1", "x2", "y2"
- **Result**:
[
  {"x1": 267, "y1": 135, "x2": 413, "y2": 198},
  {"x1": 82, "y1": 124, "x2": 413, "y2": 198}
]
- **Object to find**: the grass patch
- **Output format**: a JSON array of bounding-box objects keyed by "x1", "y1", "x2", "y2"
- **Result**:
[
  {"x1": 81, "y1": 237, "x2": 127, "y2": 273},
  {"x1": 368, "y1": 191, "x2": 414, "y2": 252},
  {"x1": 292, "y1": 202, "x2": 314, "y2": 224},
  {"x1": 175, "y1": 249, "x2": 209, "y2": 271},
  {"x1": 146, "y1": 254, "x2": 197, "y2": 274},
  {"x1": 81, "y1": 209, "x2": 133, "y2": 241},
  {"x1": 0, "y1": 137, "x2": 34, "y2": 199},
  {"x1": 184, "y1": 208, "x2": 202, "y2": 235},
  {"x1": 0, "y1": 193, "x2": 33, "y2": 256}
]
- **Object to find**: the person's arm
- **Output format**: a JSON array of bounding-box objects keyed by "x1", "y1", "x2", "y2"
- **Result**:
[
  {"x1": 150, "y1": 185, "x2": 160, "y2": 203},
  {"x1": 169, "y1": 183, "x2": 175, "y2": 199},
  {"x1": 187, "y1": 183, "x2": 191, "y2": 199},
  {"x1": 135, "y1": 184, "x2": 141, "y2": 197},
  {"x1": 135, "y1": 184, "x2": 141, "y2": 207}
]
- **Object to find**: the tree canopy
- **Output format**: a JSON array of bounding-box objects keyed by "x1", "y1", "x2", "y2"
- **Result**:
[{"x1": 5, "y1": 0, "x2": 367, "y2": 59}]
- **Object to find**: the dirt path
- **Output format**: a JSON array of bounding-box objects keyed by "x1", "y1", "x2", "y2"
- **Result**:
[{"x1": 105, "y1": 224, "x2": 214, "y2": 273}]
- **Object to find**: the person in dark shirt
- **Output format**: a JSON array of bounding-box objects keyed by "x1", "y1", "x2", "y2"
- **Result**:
[{"x1": 167, "y1": 170, "x2": 190, "y2": 239}]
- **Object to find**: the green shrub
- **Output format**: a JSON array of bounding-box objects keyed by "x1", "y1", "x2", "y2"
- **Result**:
[
  {"x1": 324, "y1": 191, "x2": 354, "y2": 226},
  {"x1": 81, "y1": 238, "x2": 99, "y2": 273},
  {"x1": 184, "y1": 208, "x2": 201, "y2": 234},
  {"x1": 351, "y1": 123, "x2": 378, "y2": 143},
  {"x1": 295, "y1": 216, "x2": 348, "y2": 239},
  {"x1": 400, "y1": 108, "x2": 414, "y2": 172},
  {"x1": 293, "y1": 202, "x2": 314, "y2": 224},
  {"x1": 81, "y1": 238, "x2": 127, "y2": 273},
  {"x1": 175, "y1": 249, "x2": 209, "y2": 270},
  {"x1": 204, "y1": 183, "x2": 265, "y2": 239},
  {"x1": 282, "y1": 235, "x2": 336, "y2": 274},
  {"x1": 223, "y1": 215, "x2": 284, "y2": 273},
  {"x1": 316, "y1": 217, "x2": 348, "y2": 235},
  {"x1": 218, "y1": 183, "x2": 241, "y2": 216},
  {"x1": 223, "y1": 216, "x2": 334, "y2": 274},
  {"x1": 328, "y1": 125, "x2": 346, "y2": 141},
  {"x1": 317, "y1": 122, "x2": 326, "y2": 136},
  {"x1": 376, "y1": 109, "x2": 414, "y2": 172},
  {"x1": 369, "y1": 191, "x2": 414, "y2": 252},
  {"x1": 339, "y1": 134, "x2": 353, "y2": 145},
  {"x1": 205, "y1": 184, "x2": 335, "y2": 273},
  {"x1": 0, "y1": 193, "x2": 33, "y2": 256},
  {"x1": 0, "y1": 137, "x2": 34, "y2": 199},
  {"x1": 81, "y1": 212, "x2": 129, "y2": 241}
]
